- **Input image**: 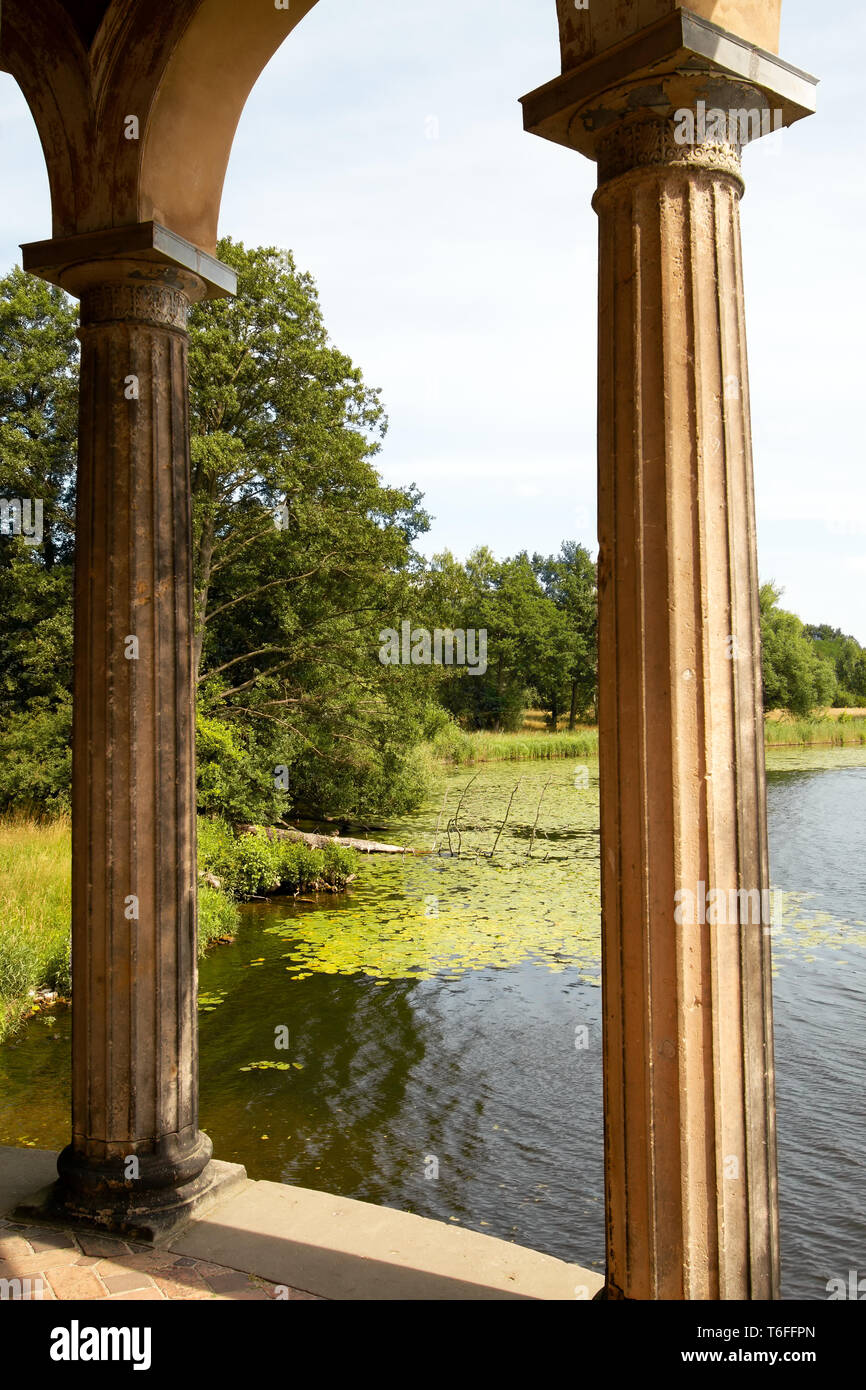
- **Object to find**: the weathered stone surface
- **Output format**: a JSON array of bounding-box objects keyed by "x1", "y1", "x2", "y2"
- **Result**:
[
  {"x1": 555, "y1": 0, "x2": 782, "y2": 71},
  {"x1": 521, "y1": 8, "x2": 816, "y2": 1300},
  {"x1": 44, "y1": 1266, "x2": 106, "y2": 1301},
  {"x1": 592, "y1": 131, "x2": 779, "y2": 1299},
  {"x1": 102, "y1": 1271, "x2": 155, "y2": 1294}
]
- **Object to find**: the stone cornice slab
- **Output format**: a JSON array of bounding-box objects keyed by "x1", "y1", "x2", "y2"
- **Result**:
[
  {"x1": 521, "y1": 9, "x2": 818, "y2": 160},
  {"x1": 20, "y1": 221, "x2": 236, "y2": 300}
]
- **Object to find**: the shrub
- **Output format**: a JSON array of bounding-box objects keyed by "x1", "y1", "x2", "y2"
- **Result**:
[{"x1": 197, "y1": 817, "x2": 357, "y2": 899}]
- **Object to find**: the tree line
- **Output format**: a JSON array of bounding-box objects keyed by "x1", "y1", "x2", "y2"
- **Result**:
[{"x1": 0, "y1": 246, "x2": 862, "y2": 823}]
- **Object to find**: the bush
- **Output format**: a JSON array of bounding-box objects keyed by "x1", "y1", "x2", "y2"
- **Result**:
[
  {"x1": 320, "y1": 843, "x2": 357, "y2": 887},
  {"x1": 197, "y1": 817, "x2": 357, "y2": 899},
  {"x1": 427, "y1": 720, "x2": 476, "y2": 765},
  {"x1": 0, "y1": 698, "x2": 73, "y2": 815},
  {"x1": 195, "y1": 703, "x2": 295, "y2": 825}
]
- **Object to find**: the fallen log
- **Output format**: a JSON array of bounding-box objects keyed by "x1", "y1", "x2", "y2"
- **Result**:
[{"x1": 234, "y1": 824, "x2": 415, "y2": 855}]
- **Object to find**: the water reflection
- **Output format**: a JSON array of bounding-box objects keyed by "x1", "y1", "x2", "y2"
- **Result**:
[{"x1": 0, "y1": 748, "x2": 862, "y2": 1297}]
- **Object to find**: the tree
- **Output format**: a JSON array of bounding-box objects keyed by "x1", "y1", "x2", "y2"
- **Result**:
[
  {"x1": 760, "y1": 584, "x2": 837, "y2": 716},
  {"x1": 532, "y1": 542, "x2": 598, "y2": 727},
  {"x1": 803, "y1": 624, "x2": 866, "y2": 706},
  {"x1": 0, "y1": 269, "x2": 77, "y2": 810},
  {"x1": 0, "y1": 248, "x2": 437, "y2": 822},
  {"x1": 424, "y1": 549, "x2": 548, "y2": 731},
  {"x1": 418, "y1": 542, "x2": 598, "y2": 732},
  {"x1": 187, "y1": 239, "x2": 434, "y2": 823}
]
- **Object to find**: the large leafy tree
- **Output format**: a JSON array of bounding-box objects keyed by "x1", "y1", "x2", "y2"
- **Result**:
[
  {"x1": 188, "y1": 240, "x2": 433, "y2": 823},
  {"x1": 422, "y1": 543, "x2": 598, "y2": 732},
  {"x1": 419, "y1": 547, "x2": 537, "y2": 731},
  {"x1": 0, "y1": 269, "x2": 77, "y2": 809},
  {"x1": 803, "y1": 624, "x2": 866, "y2": 706},
  {"x1": 0, "y1": 247, "x2": 436, "y2": 821}
]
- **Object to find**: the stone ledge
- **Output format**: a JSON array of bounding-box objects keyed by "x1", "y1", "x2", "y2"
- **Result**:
[{"x1": 1, "y1": 1147, "x2": 602, "y2": 1302}]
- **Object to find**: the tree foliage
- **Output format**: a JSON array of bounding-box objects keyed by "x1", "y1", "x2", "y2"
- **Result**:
[
  {"x1": 418, "y1": 542, "x2": 597, "y2": 732},
  {"x1": 1, "y1": 252, "x2": 862, "y2": 820},
  {"x1": 187, "y1": 240, "x2": 435, "y2": 823},
  {"x1": 760, "y1": 584, "x2": 838, "y2": 716}
]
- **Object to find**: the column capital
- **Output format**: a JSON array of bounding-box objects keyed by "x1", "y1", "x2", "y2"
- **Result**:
[
  {"x1": 521, "y1": 9, "x2": 817, "y2": 171},
  {"x1": 77, "y1": 277, "x2": 198, "y2": 333},
  {"x1": 593, "y1": 115, "x2": 745, "y2": 193},
  {"x1": 19, "y1": 220, "x2": 236, "y2": 305}
]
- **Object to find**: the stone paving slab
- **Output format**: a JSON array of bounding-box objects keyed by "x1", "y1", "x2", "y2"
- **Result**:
[
  {"x1": 0, "y1": 1218, "x2": 322, "y2": 1301},
  {"x1": 170, "y1": 1178, "x2": 605, "y2": 1300}
]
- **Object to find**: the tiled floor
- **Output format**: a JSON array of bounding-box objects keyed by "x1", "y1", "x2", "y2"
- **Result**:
[{"x1": 0, "y1": 1217, "x2": 322, "y2": 1300}]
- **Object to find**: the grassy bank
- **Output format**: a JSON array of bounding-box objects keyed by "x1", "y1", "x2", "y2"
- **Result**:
[
  {"x1": 197, "y1": 819, "x2": 357, "y2": 900},
  {"x1": 763, "y1": 715, "x2": 866, "y2": 747},
  {"x1": 428, "y1": 714, "x2": 866, "y2": 764},
  {"x1": 0, "y1": 817, "x2": 72, "y2": 1043},
  {"x1": 0, "y1": 817, "x2": 357, "y2": 1044},
  {"x1": 427, "y1": 724, "x2": 599, "y2": 764}
]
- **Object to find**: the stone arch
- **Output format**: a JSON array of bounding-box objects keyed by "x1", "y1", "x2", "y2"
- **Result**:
[
  {"x1": 0, "y1": 0, "x2": 321, "y2": 249},
  {"x1": 139, "y1": 0, "x2": 320, "y2": 251},
  {"x1": 0, "y1": 0, "x2": 784, "y2": 251},
  {"x1": 0, "y1": 1, "x2": 95, "y2": 236}
]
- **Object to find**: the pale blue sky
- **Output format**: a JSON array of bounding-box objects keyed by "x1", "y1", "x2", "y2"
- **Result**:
[{"x1": 1, "y1": 0, "x2": 863, "y2": 640}]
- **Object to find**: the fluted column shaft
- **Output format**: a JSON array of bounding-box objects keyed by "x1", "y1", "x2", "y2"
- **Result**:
[
  {"x1": 594, "y1": 125, "x2": 778, "y2": 1300},
  {"x1": 56, "y1": 264, "x2": 214, "y2": 1229}
]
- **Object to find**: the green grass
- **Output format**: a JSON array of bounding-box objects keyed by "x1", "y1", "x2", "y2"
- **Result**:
[
  {"x1": 763, "y1": 715, "x2": 866, "y2": 747},
  {"x1": 0, "y1": 815, "x2": 72, "y2": 1043},
  {"x1": 427, "y1": 724, "x2": 599, "y2": 764},
  {"x1": 198, "y1": 883, "x2": 241, "y2": 952},
  {"x1": 0, "y1": 816, "x2": 359, "y2": 1042},
  {"x1": 429, "y1": 715, "x2": 866, "y2": 764}
]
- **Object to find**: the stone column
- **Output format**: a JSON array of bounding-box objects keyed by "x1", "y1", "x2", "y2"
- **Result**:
[
  {"x1": 17, "y1": 236, "x2": 244, "y2": 1240},
  {"x1": 522, "y1": 21, "x2": 817, "y2": 1298},
  {"x1": 593, "y1": 123, "x2": 777, "y2": 1301}
]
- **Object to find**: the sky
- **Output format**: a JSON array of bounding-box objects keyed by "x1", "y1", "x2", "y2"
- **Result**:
[{"x1": 0, "y1": 0, "x2": 864, "y2": 641}]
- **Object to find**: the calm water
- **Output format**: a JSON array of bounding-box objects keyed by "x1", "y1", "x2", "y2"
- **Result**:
[{"x1": 1, "y1": 748, "x2": 863, "y2": 1298}]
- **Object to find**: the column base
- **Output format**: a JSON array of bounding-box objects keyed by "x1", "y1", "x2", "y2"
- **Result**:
[
  {"x1": 595, "y1": 1281, "x2": 629, "y2": 1300},
  {"x1": 12, "y1": 1149, "x2": 248, "y2": 1246}
]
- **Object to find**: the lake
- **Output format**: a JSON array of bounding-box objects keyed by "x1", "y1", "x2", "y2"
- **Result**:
[{"x1": 1, "y1": 747, "x2": 863, "y2": 1299}]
